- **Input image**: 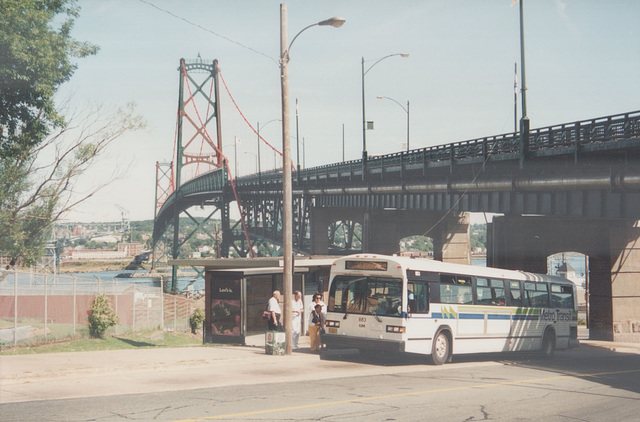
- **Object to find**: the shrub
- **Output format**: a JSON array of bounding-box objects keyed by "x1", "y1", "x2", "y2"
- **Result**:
[
  {"x1": 190, "y1": 308, "x2": 205, "y2": 334},
  {"x1": 88, "y1": 294, "x2": 119, "y2": 338}
]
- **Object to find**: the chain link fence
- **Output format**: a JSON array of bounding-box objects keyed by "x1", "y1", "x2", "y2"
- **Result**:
[{"x1": 0, "y1": 269, "x2": 203, "y2": 347}]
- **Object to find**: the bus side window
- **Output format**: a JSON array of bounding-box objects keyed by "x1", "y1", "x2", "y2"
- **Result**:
[
  {"x1": 509, "y1": 281, "x2": 523, "y2": 306},
  {"x1": 551, "y1": 284, "x2": 574, "y2": 308},
  {"x1": 525, "y1": 282, "x2": 549, "y2": 308},
  {"x1": 440, "y1": 274, "x2": 472, "y2": 304},
  {"x1": 476, "y1": 278, "x2": 506, "y2": 306}
]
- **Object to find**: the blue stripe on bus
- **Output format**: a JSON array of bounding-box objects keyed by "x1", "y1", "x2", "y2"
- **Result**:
[
  {"x1": 429, "y1": 313, "x2": 540, "y2": 320},
  {"x1": 513, "y1": 314, "x2": 539, "y2": 321},
  {"x1": 488, "y1": 314, "x2": 511, "y2": 320},
  {"x1": 459, "y1": 313, "x2": 484, "y2": 320}
]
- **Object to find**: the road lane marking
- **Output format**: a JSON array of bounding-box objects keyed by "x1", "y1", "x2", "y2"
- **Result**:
[{"x1": 174, "y1": 368, "x2": 640, "y2": 421}]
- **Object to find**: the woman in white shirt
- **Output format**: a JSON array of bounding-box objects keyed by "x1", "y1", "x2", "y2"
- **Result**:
[{"x1": 291, "y1": 291, "x2": 304, "y2": 349}]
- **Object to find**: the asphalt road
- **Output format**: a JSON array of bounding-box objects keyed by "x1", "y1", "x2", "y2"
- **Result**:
[{"x1": 2, "y1": 343, "x2": 640, "y2": 421}]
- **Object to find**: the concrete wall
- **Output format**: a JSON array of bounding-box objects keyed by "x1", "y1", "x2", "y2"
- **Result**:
[
  {"x1": 488, "y1": 216, "x2": 640, "y2": 342},
  {"x1": 609, "y1": 223, "x2": 640, "y2": 342},
  {"x1": 310, "y1": 207, "x2": 470, "y2": 265}
]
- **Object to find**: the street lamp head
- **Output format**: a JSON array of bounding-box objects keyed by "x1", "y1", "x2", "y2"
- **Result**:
[
  {"x1": 318, "y1": 16, "x2": 346, "y2": 28},
  {"x1": 400, "y1": 53, "x2": 410, "y2": 58},
  {"x1": 376, "y1": 96, "x2": 384, "y2": 99},
  {"x1": 286, "y1": 16, "x2": 346, "y2": 61}
]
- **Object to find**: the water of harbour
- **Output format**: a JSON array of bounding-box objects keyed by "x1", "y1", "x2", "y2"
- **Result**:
[
  {"x1": 2, "y1": 269, "x2": 204, "y2": 294},
  {"x1": 5, "y1": 254, "x2": 583, "y2": 294}
]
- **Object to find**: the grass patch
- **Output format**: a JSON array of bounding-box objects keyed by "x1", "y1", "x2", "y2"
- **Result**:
[{"x1": 0, "y1": 331, "x2": 208, "y2": 355}]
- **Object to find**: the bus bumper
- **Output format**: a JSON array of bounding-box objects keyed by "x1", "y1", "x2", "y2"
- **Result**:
[{"x1": 322, "y1": 333, "x2": 405, "y2": 353}]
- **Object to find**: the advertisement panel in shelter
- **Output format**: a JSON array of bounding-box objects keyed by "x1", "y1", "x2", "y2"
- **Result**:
[{"x1": 211, "y1": 278, "x2": 241, "y2": 337}]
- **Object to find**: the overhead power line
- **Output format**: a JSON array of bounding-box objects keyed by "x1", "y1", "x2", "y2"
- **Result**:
[{"x1": 138, "y1": 0, "x2": 278, "y2": 65}]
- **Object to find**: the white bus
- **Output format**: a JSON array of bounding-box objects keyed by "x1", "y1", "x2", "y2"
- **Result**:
[{"x1": 323, "y1": 254, "x2": 579, "y2": 364}]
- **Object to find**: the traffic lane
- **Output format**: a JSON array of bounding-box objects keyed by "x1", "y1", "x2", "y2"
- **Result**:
[
  {"x1": 178, "y1": 349, "x2": 640, "y2": 422},
  {"x1": 2, "y1": 346, "x2": 640, "y2": 422}
]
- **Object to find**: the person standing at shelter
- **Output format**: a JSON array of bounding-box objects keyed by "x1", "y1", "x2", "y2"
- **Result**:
[
  {"x1": 310, "y1": 303, "x2": 325, "y2": 352},
  {"x1": 291, "y1": 291, "x2": 304, "y2": 349},
  {"x1": 308, "y1": 293, "x2": 326, "y2": 351},
  {"x1": 267, "y1": 290, "x2": 282, "y2": 331}
]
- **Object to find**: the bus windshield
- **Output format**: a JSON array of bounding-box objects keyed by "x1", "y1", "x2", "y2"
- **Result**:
[{"x1": 328, "y1": 275, "x2": 403, "y2": 317}]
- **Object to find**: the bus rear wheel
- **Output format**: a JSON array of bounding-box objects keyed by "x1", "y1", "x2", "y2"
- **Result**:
[
  {"x1": 540, "y1": 329, "x2": 556, "y2": 356},
  {"x1": 430, "y1": 330, "x2": 450, "y2": 365}
]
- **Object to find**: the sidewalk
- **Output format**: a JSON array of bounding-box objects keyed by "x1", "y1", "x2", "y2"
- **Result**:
[
  {"x1": 2, "y1": 334, "x2": 639, "y2": 404},
  {"x1": 1, "y1": 333, "x2": 427, "y2": 405}
]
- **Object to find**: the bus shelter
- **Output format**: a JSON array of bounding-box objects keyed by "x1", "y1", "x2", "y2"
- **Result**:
[
  {"x1": 205, "y1": 267, "x2": 304, "y2": 344},
  {"x1": 201, "y1": 258, "x2": 334, "y2": 345}
]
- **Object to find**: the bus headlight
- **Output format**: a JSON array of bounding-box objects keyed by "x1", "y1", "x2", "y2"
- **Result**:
[
  {"x1": 326, "y1": 320, "x2": 340, "y2": 328},
  {"x1": 386, "y1": 325, "x2": 406, "y2": 333}
]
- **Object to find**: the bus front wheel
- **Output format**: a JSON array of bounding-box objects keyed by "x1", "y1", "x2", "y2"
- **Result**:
[{"x1": 430, "y1": 330, "x2": 450, "y2": 365}]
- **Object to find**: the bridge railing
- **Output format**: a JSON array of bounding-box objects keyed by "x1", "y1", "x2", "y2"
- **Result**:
[
  {"x1": 178, "y1": 167, "x2": 228, "y2": 197},
  {"x1": 232, "y1": 110, "x2": 640, "y2": 187},
  {"x1": 528, "y1": 111, "x2": 640, "y2": 153}
]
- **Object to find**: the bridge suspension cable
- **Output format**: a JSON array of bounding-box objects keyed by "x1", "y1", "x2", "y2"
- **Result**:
[{"x1": 216, "y1": 64, "x2": 295, "y2": 170}]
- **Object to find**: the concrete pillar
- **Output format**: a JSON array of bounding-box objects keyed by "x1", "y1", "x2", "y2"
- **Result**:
[
  {"x1": 609, "y1": 222, "x2": 640, "y2": 342},
  {"x1": 362, "y1": 210, "x2": 470, "y2": 264},
  {"x1": 309, "y1": 207, "x2": 330, "y2": 255},
  {"x1": 487, "y1": 217, "x2": 547, "y2": 273},
  {"x1": 588, "y1": 253, "x2": 613, "y2": 341},
  {"x1": 364, "y1": 210, "x2": 401, "y2": 254},
  {"x1": 440, "y1": 213, "x2": 471, "y2": 265}
]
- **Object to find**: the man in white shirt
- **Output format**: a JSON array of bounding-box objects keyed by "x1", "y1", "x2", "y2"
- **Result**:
[{"x1": 267, "y1": 290, "x2": 282, "y2": 331}]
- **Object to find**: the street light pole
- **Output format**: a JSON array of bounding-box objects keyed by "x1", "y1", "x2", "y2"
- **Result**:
[
  {"x1": 234, "y1": 136, "x2": 238, "y2": 179},
  {"x1": 280, "y1": 3, "x2": 345, "y2": 355},
  {"x1": 342, "y1": 123, "x2": 345, "y2": 162},
  {"x1": 518, "y1": 0, "x2": 529, "y2": 168},
  {"x1": 377, "y1": 96, "x2": 410, "y2": 152},
  {"x1": 295, "y1": 98, "x2": 301, "y2": 183},
  {"x1": 257, "y1": 118, "x2": 280, "y2": 173},
  {"x1": 361, "y1": 53, "x2": 409, "y2": 174},
  {"x1": 256, "y1": 121, "x2": 262, "y2": 184},
  {"x1": 243, "y1": 152, "x2": 257, "y2": 175},
  {"x1": 361, "y1": 57, "x2": 367, "y2": 163}
]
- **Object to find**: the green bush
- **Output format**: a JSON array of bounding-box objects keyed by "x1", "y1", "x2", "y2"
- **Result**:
[
  {"x1": 88, "y1": 294, "x2": 119, "y2": 338},
  {"x1": 190, "y1": 308, "x2": 205, "y2": 334}
]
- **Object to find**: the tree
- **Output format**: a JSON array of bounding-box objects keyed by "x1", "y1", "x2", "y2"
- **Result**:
[
  {"x1": 0, "y1": 104, "x2": 144, "y2": 264},
  {"x1": 0, "y1": 1, "x2": 145, "y2": 265},
  {"x1": 0, "y1": 0, "x2": 98, "y2": 158}
]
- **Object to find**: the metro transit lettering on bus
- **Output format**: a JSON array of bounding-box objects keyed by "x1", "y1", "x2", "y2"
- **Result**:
[{"x1": 541, "y1": 309, "x2": 573, "y2": 322}]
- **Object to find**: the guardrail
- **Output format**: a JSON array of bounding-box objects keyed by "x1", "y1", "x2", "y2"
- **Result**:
[{"x1": 234, "y1": 110, "x2": 640, "y2": 187}]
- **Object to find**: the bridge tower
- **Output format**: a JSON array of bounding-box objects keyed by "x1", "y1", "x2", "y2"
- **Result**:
[
  {"x1": 154, "y1": 57, "x2": 229, "y2": 292},
  {"x1": 151, "y1": 161, "x2": 173, "y2": 270}
]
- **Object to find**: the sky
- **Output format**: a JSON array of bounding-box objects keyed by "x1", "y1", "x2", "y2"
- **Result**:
[{"x1": 56, "y1": 0, "x2": 640, "y2": 223}]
